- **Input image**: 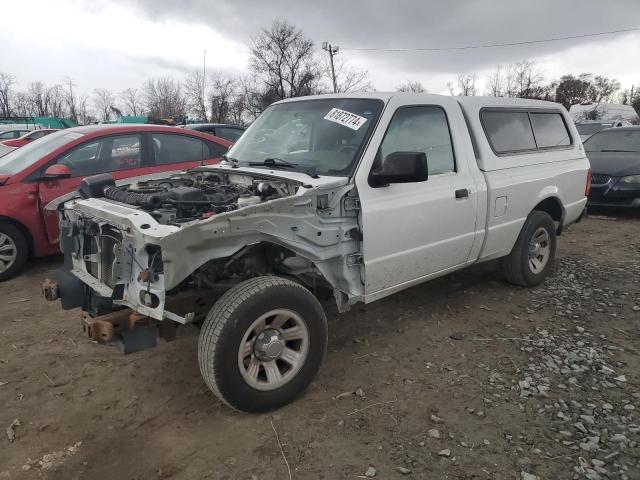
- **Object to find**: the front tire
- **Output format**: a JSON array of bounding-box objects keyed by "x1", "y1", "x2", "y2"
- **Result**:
[
  {"x1": 198, "y1": 276, "x2": 328, "y2": 412},
  {"x1": 0, "y1": 222, "x2": 28, "y2": 282},
  {"x1": 502, "y1": 210, "x2": 556, "y2": 287}
]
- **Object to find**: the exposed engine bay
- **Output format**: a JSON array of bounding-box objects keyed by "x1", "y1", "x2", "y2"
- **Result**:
[
  {"x1": 76, "y1": 170, "x2": 299, "y2": 225},
  {"x1": 54, "y1": 165, "x2": 360, "y2": 335}
]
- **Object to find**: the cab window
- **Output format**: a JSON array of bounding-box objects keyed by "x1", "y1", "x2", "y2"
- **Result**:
[
  {"x1": 378, "y1": 106, "x2": 456, "y2": 175},
  {"x1": 481, "y1": 109, "x2": 572, "y2": 154}
]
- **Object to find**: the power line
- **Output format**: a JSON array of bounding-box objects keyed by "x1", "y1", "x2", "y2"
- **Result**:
[{"x1": 340, "y1": 27, "x2": 640, "y2": 53}]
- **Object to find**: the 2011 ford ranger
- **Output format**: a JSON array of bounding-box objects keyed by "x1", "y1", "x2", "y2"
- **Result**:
[{"x1": 45, "y1": 93, "x2": 590, "y2": 412}]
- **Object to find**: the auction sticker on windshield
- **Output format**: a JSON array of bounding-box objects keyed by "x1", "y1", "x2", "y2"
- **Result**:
[{"x1": 324, "y1": 108, "x2": 367, "y2": 131}]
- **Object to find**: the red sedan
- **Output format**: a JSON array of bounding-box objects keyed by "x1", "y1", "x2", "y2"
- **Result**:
[
  {"x1": 2, "y1": 128, "x2": 59, "y2": 148},
  {"x1": 0, "y1": 124, "x2": 231, "y2": 281}
]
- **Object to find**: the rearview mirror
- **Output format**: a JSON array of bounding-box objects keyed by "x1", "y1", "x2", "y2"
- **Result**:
[
  {"x1": 369, "y1": 151, "x2": 428, "y2": 187},
  {"x1": 44, "y1": 164, "x2": 72, "y2": 179}
]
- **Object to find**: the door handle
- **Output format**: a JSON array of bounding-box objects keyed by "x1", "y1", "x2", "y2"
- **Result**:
[{"x1": 455, "y1": 188, "x2": 470, "y2": 199}]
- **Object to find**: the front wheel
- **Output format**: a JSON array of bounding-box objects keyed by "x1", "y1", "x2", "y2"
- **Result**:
[
  {"x1": 0, "y1": 222, "x2": 29, "y2": 282},
  {"x1": 502, "y1": 210, "x2": 556, "y2": 287},
  {"x1": 198, "y1": 276, "x2": 328, "y2": 412}
]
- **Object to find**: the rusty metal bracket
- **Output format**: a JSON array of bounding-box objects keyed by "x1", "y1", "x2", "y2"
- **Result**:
[
  {"x1": 81, "y1": 314, "x2": 114, "y2": 342},
  {"x1": 81, "y1": 310, "x2": 131, "y2": 342},
  {"x1": 42, "y1": 278, "x2": 60, "y2": 301}
]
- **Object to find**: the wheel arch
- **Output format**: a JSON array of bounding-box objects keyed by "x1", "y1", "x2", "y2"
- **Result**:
[
  {"x1": 0, "y1": 216, "x2": 34, "y2": 257},
  {"x1": 175, "y1": 240, "x2": 340, "y2": 298},
  {"x1": 531, "y1": 195, "x2": 565, "y2": 234}
]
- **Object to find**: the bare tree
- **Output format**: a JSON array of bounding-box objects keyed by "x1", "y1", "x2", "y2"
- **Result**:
[
  {"x1": 485, "y1": 66, "x2": 507, "y2": 97},
  {"x1": 396, "y1": 81, "x2": 426, "y2": 93},
  {"x1": 62, "y1": 77, "x2": 78, "y2": 122},
  {"x1": 229, "y1": 93, "x2": 248, "y2": 126},
  {"x1": 618, "y1": 88, "x2": 633, "y2": 106},
  {"x1": 93, "y1": 88, "x2": 115, "y2": 121},
  {"x1": 511, "y1": 60, "x2": 548, "y2": 99},
  {"x1": 47, "y1": 85, "x2": 67, "y2": 117},
  {"x1": 0, "y1": 73, "x2": 15, "y2": 117},
  {"x1": 249, "y1": 19, "x2": 320, "y2": 102},
  {"x1": 120, "y1": 88, "x2": 142, "y2": 116},
  {"x1": 591, "y1": 75, "x2": 620, "y2": 103},
  {"x1": 11, "y1": 92, "x2": 29, "y2": 117},
  {"x1": 326, "y1": 59, "x2": 373, "y2": 93},
  {"x1": 28, "y1": 81, "x2": 49, "y2": 116},
  {"x1": 207, "y1": 72, "x2": 237, "y2": 123},
  {"x1": 237, "y1": 75, "x2": 267, "y2": 121},
  {"x1": 457, "y1": 74, "x2": 478, "y2": 96},
  {"x1": 483, "y1": 61, "x2": 549, "y2": 98},
  {"x1": 143, "y1": 77, "x2": 186, "y2": 119},
  {"x1": 77, "y1": 94, "x2": 92, "y2": 124},
  {"x1": 446, "y1": 74, "x2": 478, "y2": 96},
  {"x1": 184, "y1": 71, "x2": 208, "y2": 120}
]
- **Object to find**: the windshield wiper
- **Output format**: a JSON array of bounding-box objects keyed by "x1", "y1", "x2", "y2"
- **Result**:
[
  {"x1": 248, "y1": 157, "x2": 297, "y2": 168},
  {"x1": 247, "y1": 157, "x2": 320, "y2": 179},
  {"x1": 599, "y1": 149, "x2": 634, "y2": 153},
  {"x1": 303, "y1": 167, "x2": 320, "y2": 179}
]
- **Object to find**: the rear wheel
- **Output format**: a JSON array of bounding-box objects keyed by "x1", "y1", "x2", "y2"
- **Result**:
[
  {"x1": 0, "y1": 222, "x2": 28, "y2": 282},
  {"x1": 198, "y1": 276, "x2": 327, "y2": 412},
  {"x1": 502, "y1": 210, "x2": 556, "y2": 287}
]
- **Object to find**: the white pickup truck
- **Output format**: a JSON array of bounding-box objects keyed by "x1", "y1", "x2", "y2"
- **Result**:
[{"x1": 46, "y1": 93, "x2": 590, "y2": 412}]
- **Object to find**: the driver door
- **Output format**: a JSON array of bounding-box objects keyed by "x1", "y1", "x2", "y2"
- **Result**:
[{"x1": 354, "y1": 96, "x2": 479, "y2": 301}]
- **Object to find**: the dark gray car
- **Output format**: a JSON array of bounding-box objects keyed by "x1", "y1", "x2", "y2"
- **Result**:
[
  {"x1": 585, "y1": 127, "x2": 640, "y2": 208},
  {"x1": 184, "y1": 123, "x2": 245, "y2": 142}
]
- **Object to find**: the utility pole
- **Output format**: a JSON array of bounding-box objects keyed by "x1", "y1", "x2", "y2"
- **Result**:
[
  {"x1": 322, "y1": 42, "x2": 339, "y2": 93},
  {"x1": 203, "y1": 49, "x2": 207, "y2": 121}
]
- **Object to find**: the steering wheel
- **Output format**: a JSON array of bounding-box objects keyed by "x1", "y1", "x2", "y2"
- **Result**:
[{"x1": 339, "y1": 145, "x2": 358, "y2": 156}]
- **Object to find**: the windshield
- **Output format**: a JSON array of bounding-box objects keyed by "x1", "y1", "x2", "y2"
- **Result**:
[
  {"x1": 584, "y1": 130, "x2": 640, "y2": 153},
  {"x1": 0, "y1": 130, "x2": 84, "y2": 175},
  {"x1": 0, "y1": 144, "x2": 15, "y2": 159},
  {"x1": 576, "y1": 123, "x2": 611, "y2": 136},
  {"x1": 227, "y1": 98, "x2": 383, "y2": 176}
]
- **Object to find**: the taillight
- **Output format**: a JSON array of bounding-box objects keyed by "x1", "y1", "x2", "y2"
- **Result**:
[{"x1": 585, "y1": 169, "x2": 592, "y2": 196}]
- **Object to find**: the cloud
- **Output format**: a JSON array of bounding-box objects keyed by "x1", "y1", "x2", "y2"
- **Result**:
[
  {"x1": 0, "y1": 0, "x2": 248, "y2": 91},
  {"x1": 1, "y1": 0, "x2": 639, "y2": 94},
  {"x1": 117, "y1": 0, "x2": 640, "y2": 70},
  {"x1": 107, "y1": 0, "x2": 640, "y2": 92}
]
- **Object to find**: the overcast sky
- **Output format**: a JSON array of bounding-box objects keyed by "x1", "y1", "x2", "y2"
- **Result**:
[{"x1": 2, "y1": 0, "x2": 640, "y2": 95}]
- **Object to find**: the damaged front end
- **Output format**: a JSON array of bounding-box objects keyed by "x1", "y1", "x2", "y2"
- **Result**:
[{"x1": 45, "y1": 166, "x2": 364, "y2": 353}]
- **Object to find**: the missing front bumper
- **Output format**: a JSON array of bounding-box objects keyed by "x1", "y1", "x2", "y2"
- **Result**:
[{"x1": 80, "y1": 309, "x2": 177, "y2": 354}]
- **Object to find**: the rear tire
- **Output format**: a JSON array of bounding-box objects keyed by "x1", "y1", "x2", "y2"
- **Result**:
[
  {"x1": 502, "y1": 210, "x2": 556, "y2": 287},
  {"x1": 0, "y1": 222, "x2": 28, "y2": 282},
  {"x1": 198, "y1": 276, "x2": 327, "y2": 412}
]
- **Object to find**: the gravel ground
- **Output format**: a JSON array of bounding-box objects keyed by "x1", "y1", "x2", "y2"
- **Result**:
[{"x1": 1, "y1": 211, "x2": 639, "y2": 480}]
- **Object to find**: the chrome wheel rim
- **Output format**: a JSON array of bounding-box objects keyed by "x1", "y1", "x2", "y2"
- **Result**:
[
  {"x1": 237, "y1": 309, "x2": 309, "y2": 391},
  {"x1": 528, "y1": 227, "x2": 550, "y2": 274},
  {"x1": 0, "y1": 233, "x2": 17, "y2": 273}
]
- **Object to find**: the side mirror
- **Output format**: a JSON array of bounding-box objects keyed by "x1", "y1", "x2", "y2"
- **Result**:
[
  {"x1": 43, "y1": 164, "x2": 72, "y2": 179},
  {"x1": 369, "y1": 151, "x2": 428, "y2": 187}
]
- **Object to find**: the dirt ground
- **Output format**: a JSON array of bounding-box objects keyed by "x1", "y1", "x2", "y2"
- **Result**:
[{"x1": 1, "y1": 211, "x2": 639, "y2": 480}]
